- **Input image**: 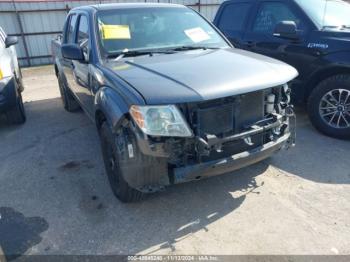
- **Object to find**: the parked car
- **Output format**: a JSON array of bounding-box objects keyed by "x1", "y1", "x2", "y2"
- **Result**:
[
  {"x1": 52, "y1": 3, "x2": 297, "y2": 202},
  {"x1": 0, "y1": 27, "x2": 26, "y2": 124},
  {"x1": 214, "y1": 0, "x2": 350, "y2": 139}
]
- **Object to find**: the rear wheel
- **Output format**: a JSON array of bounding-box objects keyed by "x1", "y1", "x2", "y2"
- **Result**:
[
  {"x1": 6, "y1": 92, "x2": 26, "y2": 125},
  {"x1": 57, "y1": 75, "x2": 80, "y2": 112},
  {"x1": 100, "y1": 122, "x2": 144, "y2": 203},
  {"x1": 308, "y1": 74, "x2": 350, "y2": 139}
]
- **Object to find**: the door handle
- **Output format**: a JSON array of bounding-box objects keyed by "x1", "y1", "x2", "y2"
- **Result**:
[{"x1": 245, "y1": 41, "x2": 256, "y2": 48}]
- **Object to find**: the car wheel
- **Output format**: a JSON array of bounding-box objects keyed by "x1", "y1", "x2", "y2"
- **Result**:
[
  {"x1": 308, "y1": 74, "x2": 350, "y2": 139},
  {"x1": 6, "y1": 92, "x2": 26, "y2": 125},
  {"x1": 57, "y1": 75, "x2": 80, "y2": 112},
  {"x1": 100, "y1": 122, "x2": 144, "y2": 203}
]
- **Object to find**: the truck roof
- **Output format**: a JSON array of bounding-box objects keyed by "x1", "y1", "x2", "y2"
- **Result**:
[{"x1": 71, "y1": 3, "x2": 185, "y2": 12}]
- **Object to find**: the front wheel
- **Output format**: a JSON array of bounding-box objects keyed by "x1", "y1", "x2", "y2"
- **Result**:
[
  {"x1": 100, "y1": 122, "x2": 144, "y2": 203},
  {"x1": 308, "y1": 75, "x2": 350, "y2": 139}
]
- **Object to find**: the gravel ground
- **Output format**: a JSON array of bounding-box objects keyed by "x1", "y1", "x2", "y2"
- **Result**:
[{"x1": 0, "y1": 65, "x2": 349, "y2": 258}]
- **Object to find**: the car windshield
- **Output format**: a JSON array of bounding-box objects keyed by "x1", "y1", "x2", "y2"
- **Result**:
[
  {"x1": 96, "y1": 7, "x2": 229, "y2": 56},
  {"x1": 295, "y1": 0, "x2": 350, "y2": 29}
]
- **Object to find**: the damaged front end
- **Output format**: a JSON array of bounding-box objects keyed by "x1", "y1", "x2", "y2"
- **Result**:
[{"x1": 125, "y1": 84, "x2": 295, "y2": 192}]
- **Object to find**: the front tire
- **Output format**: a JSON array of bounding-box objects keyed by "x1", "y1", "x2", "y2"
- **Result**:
[
  {"x1": 308, "y1": 74, "x2": 350, "y2": 139},
  {"x1": 100, "y1": 122, "x2": 144, "y2": 203},
  {"x1": 6, "y1": 92, "x2": 26, "y2": 125}
]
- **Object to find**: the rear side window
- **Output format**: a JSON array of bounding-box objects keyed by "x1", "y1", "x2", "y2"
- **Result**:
[
  {"x1": 77, "y1": 15, "x2": 89, "y2": 46},
  {"x1": 217, "y1": 3, "x2": 252, "y2": 31},
  {"x1": 77, "y1": 15, "x2": 89, "y2": 60},
  {"x1": 66, "y1": 14, "x2": 77, "y2": 43},
  {"x1": 252, "y1": 2, "x2": 303, "y2": 33},
  {"x1": 0, "y1": 28, "x2": 6, "y2": 47}
]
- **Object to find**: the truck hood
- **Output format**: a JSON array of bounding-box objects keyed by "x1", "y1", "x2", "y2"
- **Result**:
[{"x1": 104, "y1": 48, "x2": 298, "y2": 104}]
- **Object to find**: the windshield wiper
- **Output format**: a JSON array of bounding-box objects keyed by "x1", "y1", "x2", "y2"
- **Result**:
[
  {"x1": 107, "y1": 49, "x2": 174, "y2": 60},
  {"x1": 322, "y1": 25, "x2": 350, "y2": 30},
  {"x1": 322, "y1": 25, "x2": 340, "y2": 30},
  {"x1": 168, "y1": 46, "x2": 220, "y2": 52},
  {"x1": 107, "y1": 46, "x2": 219, "y2": 60}
]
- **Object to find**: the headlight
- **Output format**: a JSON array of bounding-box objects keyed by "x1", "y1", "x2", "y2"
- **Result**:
[
  {"x1": 0, "y1": 68, "x2": 11, "y2": 87},
  {"x1": 129, "y1": 105, "x2": 193, "y2": 137},
  {"x1": 0, "y1": 66, "x2": 11, "y2": 83}
]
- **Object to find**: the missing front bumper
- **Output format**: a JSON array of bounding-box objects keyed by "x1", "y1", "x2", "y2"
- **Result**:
[
  {"x1": 173, "y1": 133, "x2": 290, "y2": 184},
  {"x1": 130, "y1": 109, "x2": 296, "y2": 192}
]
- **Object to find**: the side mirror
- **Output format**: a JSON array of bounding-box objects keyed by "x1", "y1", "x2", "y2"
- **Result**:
[
  {"x1": 273, "y1": 21, "x2": 299, "y2": 40},
  {"x1": 62, "y1": 44, "x2": 85, "y2": 61},
  {"x1": 5, "y1": 36, "x2": 18, "y2": 48}
]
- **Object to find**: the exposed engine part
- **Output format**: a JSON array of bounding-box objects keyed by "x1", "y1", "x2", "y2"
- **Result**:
[
  {"x1": 244, "y1": 136, "x2": 254, "y2": 146},
  {"x1": 266, "y1": 94, "x2": 276, "y2": 114},
  {"x1": 281, "y1": 83, "x2": 291, "y2": 108},
  {"x1": 134, "y1": 87, "x2": 294, "y2": 169},
  {"x1": 285, "y1": 105, "x2": 296, "y2": 147}
]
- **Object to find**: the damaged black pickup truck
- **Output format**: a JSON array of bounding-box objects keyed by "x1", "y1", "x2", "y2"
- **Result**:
[{"x1": 52, "y1": 3, "x2": 298, "y2": 202}]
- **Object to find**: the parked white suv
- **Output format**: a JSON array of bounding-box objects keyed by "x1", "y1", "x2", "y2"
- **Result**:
[{"x1": 0, "y1": 26, "x2": 26, "y2": 124}]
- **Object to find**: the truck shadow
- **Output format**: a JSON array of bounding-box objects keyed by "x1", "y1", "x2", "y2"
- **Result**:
[
  {"x1": 118, "y1": 163, "x2": 267, "y2": 254},
  {"x1": 267, "y1": 107, "x2": 350, "y2": 185}
]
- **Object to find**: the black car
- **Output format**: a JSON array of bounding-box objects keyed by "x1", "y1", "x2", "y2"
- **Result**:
[
  {"x1": 52, "y1": 3, "x2": 297, "y2": 202},
  {"x1": 214, "y1": 0, "x2": 350, "y2": 139},
  {"x1": 0, "y1": 27, "x2": 26, "y2": 124}
]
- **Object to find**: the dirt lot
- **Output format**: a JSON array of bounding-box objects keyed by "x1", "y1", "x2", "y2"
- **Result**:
[{"x1": 0, "y1": 66, "x2": 349, "y2": 257}]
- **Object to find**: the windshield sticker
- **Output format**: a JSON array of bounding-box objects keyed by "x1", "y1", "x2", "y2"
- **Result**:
[
  {"x1": 113, "y1": 63, "x2": 131, "y2": 71},
  {"x1": 184, "y1": 27, "x2": 210, "y2": 43},
  {"x1": 101, "y1": 25, "x2": 131, "y2": 40}
]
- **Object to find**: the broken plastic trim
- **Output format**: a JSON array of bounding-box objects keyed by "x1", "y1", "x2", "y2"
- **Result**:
[{"x1": 201, "y1": 113, "x2": 284, "y2": 148}]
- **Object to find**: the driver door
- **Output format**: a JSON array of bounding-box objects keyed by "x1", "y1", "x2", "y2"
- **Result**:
[{"x1": 242, "y1": 1, "x2": 312, "y2": 75}]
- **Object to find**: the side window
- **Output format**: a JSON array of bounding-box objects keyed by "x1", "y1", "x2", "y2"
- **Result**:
[
  {"x1": 76, "y1": 15, "x2": 89, "y2": 60},
  {"x1": 77, "y1": 15, "x2": 89, "y2": 46},
  {"x1": 252, "y1": 2, "x2": 303, "y2": 34},
  {"x1": 0, "y1": 28, "x2": 6, "y2": 48},
  {"x1": 218, "y1": 3, "x2": 252, "y2": 32},
  {"x1": 66, "y1": 14, "x2": 77, "y2": 43}
]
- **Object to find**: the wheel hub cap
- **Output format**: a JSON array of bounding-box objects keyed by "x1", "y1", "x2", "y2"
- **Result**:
[
  {"x1": 337, "y1": 105, "x2": 345, "y2": 112},
  {"x1": 319, "y1": 88, "x2": 350, "y2": 129}
]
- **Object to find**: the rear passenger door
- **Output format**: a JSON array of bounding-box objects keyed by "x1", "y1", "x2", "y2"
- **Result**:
[
  {"x1": 214, "y1": 2, "x2": 253, "y2": 48},
  {"x1": 71, "y1": 14, "x2": 93, "y2": 116}
]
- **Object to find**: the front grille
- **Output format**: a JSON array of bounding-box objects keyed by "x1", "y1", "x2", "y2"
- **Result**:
[
  {"x1": 181, "y1": 90, "x2": 265, "y2": 139},
  {"x1": 197, "y1": 103, "x2": 234, "y2": 136},
  {"x1": 175, "y1": 90, "x2": 275, "y2": 164}
]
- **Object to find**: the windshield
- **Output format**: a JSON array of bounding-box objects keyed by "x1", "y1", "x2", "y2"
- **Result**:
[
  {"x1": 96, "y1": 7, "x2": 229, "y2": 56},
  {"x1": 295, "y1": 0, "x2": 350, "y2": 28}
]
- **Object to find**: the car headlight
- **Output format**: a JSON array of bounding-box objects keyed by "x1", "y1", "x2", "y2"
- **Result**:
[
  {"x1": 0, "y1": 66, "x2": 11, "y2": 84},
  {"x1": 0, "y1": 68, "x2": 9, "y2": 87},
  {"x1": 129, "y1": 105, "x2": 193, "y2": 137}
]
